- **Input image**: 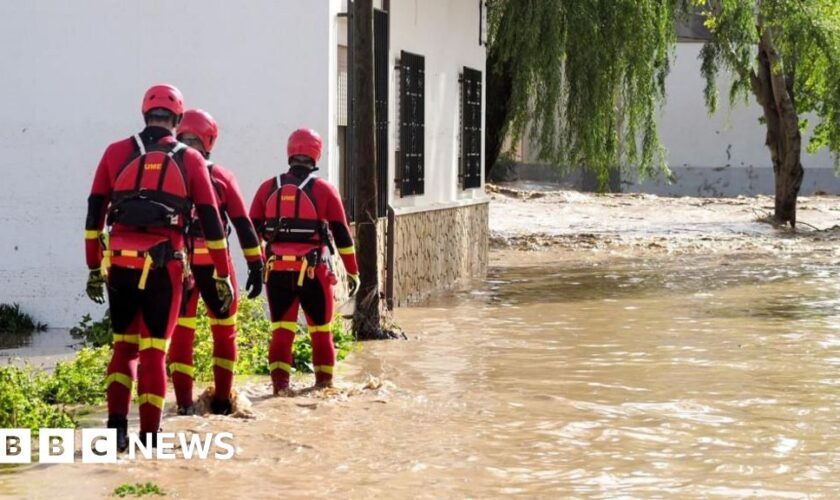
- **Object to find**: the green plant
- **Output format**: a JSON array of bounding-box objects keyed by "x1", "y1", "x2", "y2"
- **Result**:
[
  {"x1": 40, "y1": 346, "x2": 110, "y2": 406},
  {"x1": 188, "y1": 296, "x2": 356, "y2": 379},
  {"x1": 113, "y1": 482, "x2": 166, "y2": 497},
  {"x1": 0, "y1": 303, "x2": 47, "y2": 334},
  {"x1": 70, "y1": 311, "x2": 113, "y2": 347},
  {"x1": 0, "y1": 365, "x2": 74, "y2": 431}
]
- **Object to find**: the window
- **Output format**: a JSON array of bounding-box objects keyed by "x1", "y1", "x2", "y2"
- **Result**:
[
  {"x1": 460, "y1": 67, "x2": 483, "y2": 189},
  {"x1": 397, "y1": 51, "x2": 425, "y2": 197}
]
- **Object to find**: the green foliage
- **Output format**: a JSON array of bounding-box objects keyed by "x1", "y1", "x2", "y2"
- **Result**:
[
  {"x1": 489, "y1": 0, "x2": 684, "y2": 185},
  {"x1": 70, "y1": 312, "x2": 113, "y2": 347},
  {"x1": 190, "y1": 296, "x2": 355, "y2": 379},
  {"x1": 0, "y1": 365, "x2": 74, "y2": 431},
  {"x1": 695, "y1": 0, "x2": 840, "y2": 163},
  {"x1": 40, "y1": 347, "x2": 110, "y2": 406},
  {"x1": 113, "y1": 482, "x2": 166, "y2": 497},
  {"x1": 0, "y1": 303, "x2": 47, "y2": 334}
]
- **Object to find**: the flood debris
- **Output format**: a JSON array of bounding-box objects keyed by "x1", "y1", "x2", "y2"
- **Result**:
[
  {"x1": 192, "y1": 387, "x2": 255, "y2": 419},
  {"x1": 488, "y1": 183, "x2": 840, "y2": 261}
]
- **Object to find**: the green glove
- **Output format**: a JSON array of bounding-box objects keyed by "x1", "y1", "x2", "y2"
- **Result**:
[
  {"x1": 347, "y1": 273, "x2": 360, "y2": 298},
  {"x1": 86, "y1": 270, "x2": 106, "y2": 304},
  {"x1": 214, "y1": 273, "x2": 234, "y2": 312}
]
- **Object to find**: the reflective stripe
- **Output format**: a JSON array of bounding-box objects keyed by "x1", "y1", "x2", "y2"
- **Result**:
[
  {"x1": 315, "y1": 365, "x2": 334, "y2": 375},
  {"x1": 85, "y1": 230, "x2": 100, "y2": 240},
  {"x1": 106, "y1": 372, "x2": 133, "y2": 389},
  {"x1": 243, "y1": 246, "x2": 262, "y2": 257},
  {"x1": 309, "y1": 324, "x2": 331, "y2": 333},
  {"x1": 208, "y1": 315, "x2": 236, "y2": 326},
  {"x1": 170, "y1": 362, "x2": 195, "y2": 378},
  {"x1": 206, "y1": 239, "x2": 227, "y2": 250},
  {"x1": 113, "y1": 333, "x2": 140, "y2": 345},
  {"x1": 137, "y1": 393, "x2": 165, "y2": 410},
  {"x1": 270, "y1": 321, "x2": 298, "y2": 332},
  {"x1": 177, "y1": 317, "x2": 197, "y2": 330},
  {"x1": 193, "y1": 248, "x2": 210, "y2": 255},
  {"x1": 213, "y1": 357, "x2": 235, "y2": 372},
  {"x1": 139, "y1": 337, "x2": 168, "y2": 351},
  {"x1": 269, "y1": 361, "x2": 291, "y2": 374},
  {"x1": 137, "y1": 254, "x2": 153, "y2": 290},
  {"x1": 337, "y1": 246, "x2": 355, "y2": 256},
  {"x1": 282, "y1": 256, "x2": 299, "y2": 261}
]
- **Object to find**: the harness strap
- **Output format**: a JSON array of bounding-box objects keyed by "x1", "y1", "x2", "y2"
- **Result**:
[{"x1": 133, "y1": 134, "x2": 146, "y2": 155}]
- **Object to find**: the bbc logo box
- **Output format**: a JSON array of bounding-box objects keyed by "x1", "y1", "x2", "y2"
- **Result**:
[{"x1": 1, "y1": 429, "x2": 117, "y2": 464}]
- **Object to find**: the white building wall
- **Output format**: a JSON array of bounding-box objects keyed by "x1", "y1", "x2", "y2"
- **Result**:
[
  {"x1": 388, "y1": 0, "x2": 487, "y2": 212},
  {"x1": 660, "y1": 43, "x2": 833, "y2": 171},
  {"x1": 630, "y1": 42, "x2": 838, "y2": 195},
  {"x1": 0, "y1": 0, "x2": 333, "y2": 327}
]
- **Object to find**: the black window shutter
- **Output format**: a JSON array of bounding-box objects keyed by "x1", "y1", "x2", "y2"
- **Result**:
[
  {"x1": 461, "y1": 67, "x2": 482, "y2": 189},
  {"x1": 399, "y1": 51, "x2": 425, "y2": 196}
]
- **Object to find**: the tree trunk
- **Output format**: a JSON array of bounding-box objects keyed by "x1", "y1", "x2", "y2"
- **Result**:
[
  {"x1": 351, "y1": 0, "x2": 382, "y2": 339},
  {"x1": 751, "y1": 28, "x2": 803, "y2": 227},
  {"x1": 485, "y1": 45, "x2": 513, "y2": 180}
]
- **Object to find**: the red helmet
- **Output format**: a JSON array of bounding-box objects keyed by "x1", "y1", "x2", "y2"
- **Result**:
[
  {"x1": 287, "y1": 128, "x2": 323, "y2": 163},
  {"x1": 178, "y1": 109, "x2": 218, "y2": 153},
  {"x1": 142, "y1": 84, "x2": 184, "y2": 116}
]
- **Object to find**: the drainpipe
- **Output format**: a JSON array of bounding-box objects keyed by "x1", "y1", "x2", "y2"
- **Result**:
[{"x1": 386, "y1": 204, "x2": 396, "y2": 310}]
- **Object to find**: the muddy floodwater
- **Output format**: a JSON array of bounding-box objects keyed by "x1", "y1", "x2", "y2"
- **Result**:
[{"x1": 5, "y1": 188, "x2": 840, "y2": 498}]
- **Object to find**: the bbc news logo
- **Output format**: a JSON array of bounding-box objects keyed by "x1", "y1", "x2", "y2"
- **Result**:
[{"x1": 0, "y1": 429, "x2": 236, "y2": 463}]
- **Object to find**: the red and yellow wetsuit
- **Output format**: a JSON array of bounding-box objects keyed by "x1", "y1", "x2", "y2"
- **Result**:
[
  {"x1": 249, "y1": 165, "x2": 358, "y2": 390},
  {"x1": 85, "y1": 126, "x2": 231, "y2": 434},
  {"x1": 169, "y1": 162, "x2": 262, "y2": 409}
]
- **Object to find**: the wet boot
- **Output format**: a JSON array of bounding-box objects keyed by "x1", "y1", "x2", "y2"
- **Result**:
[
  {"x1": 140, "y1": 430, "x2": 160, "y2": 449},
  {"x1": 210, "y1": 398, "x2": 232, "y2": 416},
  {"x1": 107, "y1": 414, "x2": 129, "y2": 453},
  {"x1": 177, "y1": 404, "x2": 195, "y2": 416}
]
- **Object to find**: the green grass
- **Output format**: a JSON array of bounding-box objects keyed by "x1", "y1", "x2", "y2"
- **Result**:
[
  {"x1": 0, "y1": 303, "x2": 46, "y2": 334},
  {"x1": 1, "y1": 296, "x2": 357, "y2": 430},
  {"x1": 113, "y1": 482, "x2": 166, "y2": 497}
]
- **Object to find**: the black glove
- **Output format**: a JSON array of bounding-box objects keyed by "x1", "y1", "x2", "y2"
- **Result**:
[
  {"x1": 86, "y1": 269, "x2": 106, "y2": 304},
  {"x1": 246, "y1": 261, "x2": 264, "y2": 299}
]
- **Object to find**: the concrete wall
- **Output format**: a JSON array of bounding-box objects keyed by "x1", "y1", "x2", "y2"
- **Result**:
[
  {"x1": 0, "y1": 0, "x2": 333, "y2": 327},
  {"x1": 388, "y1": 0, "x2": 487, "y2": 210}
]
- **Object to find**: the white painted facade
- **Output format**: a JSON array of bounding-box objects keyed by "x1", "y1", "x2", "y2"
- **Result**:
[
  {"x1": 659, "y1": 42, "x2": 833, "y2": 171},
  {"x1": 0, "y1": 0, "x2": 487, "y2": 327},
  {"x1": 509, "y1": 42, "x2": 837, "y2": 195}
]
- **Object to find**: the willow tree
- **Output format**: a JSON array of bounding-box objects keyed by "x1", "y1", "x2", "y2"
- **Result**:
[
  {"x1": 695, "y1": 0, "x2": 840, "y2": 227},
  {"x1": 487, "y1": 0, "x2": 684, "y2": 186}
]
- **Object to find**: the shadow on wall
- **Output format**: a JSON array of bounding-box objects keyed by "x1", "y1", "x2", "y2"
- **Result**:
[{"x1": 494, "y1": 162, "x2": 840, "y2": 197}]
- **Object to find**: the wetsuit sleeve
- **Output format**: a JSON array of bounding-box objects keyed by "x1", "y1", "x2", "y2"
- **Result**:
[
  {"x1": 322, "y1": 182, "x2": 358, "y2": 276},
  {"x1": 222, "y1": 171, "x2": 262, "y2": 264},
  {"x1": 249, "y1": 179, "x2": 272, "y2": 240},
  {"x1": 84, "y1": 148, "x2": 112, "y2": 270},
  {"x1": 186, "y1": 152, "x2": 231, "y2": 278}
]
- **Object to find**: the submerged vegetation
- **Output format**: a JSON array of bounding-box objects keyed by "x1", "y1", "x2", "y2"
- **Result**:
[
  {"x1": 113, "y1": 482, "x2": 166, "y2": 497},
  {"x1": 0, "y1": 296, "x2": 355, "y2": 430},
  {"x1": 0, "y1": 303, "x2": 47, "y2": 334}
]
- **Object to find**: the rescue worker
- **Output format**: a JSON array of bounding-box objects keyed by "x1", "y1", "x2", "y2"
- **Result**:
[
  {"x1": 84, "y1": 84, "x2": 234, "y2": 449},
  {"x1": 249, "y1": 128, "x2": 359, "y2": 393},
  {"x1": 169, "y1": 109, "x2": 264, "y2": 416}
]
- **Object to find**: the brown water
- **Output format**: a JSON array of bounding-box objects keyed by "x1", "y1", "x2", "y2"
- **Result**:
[{"x1": 4, "y1": 254, "x2": 840, "y2": 498}]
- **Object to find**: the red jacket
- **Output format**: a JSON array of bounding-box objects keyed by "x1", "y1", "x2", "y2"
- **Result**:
[
  {"x1": 192, "y1": 162, "x2": 262, "y2": 267},
  {"x1": 249, "y1": 167, "x2": 358, "y2": 276},
  {"x1": 85, "y1": 127, "x2": 231, "y2": 277}
]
